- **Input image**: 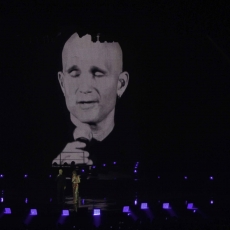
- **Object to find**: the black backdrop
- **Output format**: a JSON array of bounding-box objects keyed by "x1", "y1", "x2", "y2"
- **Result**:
[{"x1": 0, "y1": 1, "x2": 229, "y2": 178}]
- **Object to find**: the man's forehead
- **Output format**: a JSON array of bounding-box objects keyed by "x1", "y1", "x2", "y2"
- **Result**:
[{"x1": 62, "y1": 33, "x2": 122, "y2": 69}]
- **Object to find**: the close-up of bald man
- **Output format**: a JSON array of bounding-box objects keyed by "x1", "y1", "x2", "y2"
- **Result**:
[{"x1": 52, "y1": 33, "x2": 132, "y2": 171}]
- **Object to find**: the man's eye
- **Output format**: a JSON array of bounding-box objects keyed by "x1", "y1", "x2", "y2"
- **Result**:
[
  {"x1": 70, "y1": 70, "x2": 80, "y2": 77},
  {"x1": 94, "y1": 72, "x2": 105, "y2": 77}
]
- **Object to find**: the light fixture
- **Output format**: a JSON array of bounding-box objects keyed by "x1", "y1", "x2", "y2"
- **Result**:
[
  {"x1": 162, "y1": 203, "x2": 171, "y2": 209},
  {"x1": 93, "y1": 209, "x2": 100, "y2": 216},
  {"x1": 30, "y1": 209, "x2": 37, "y2": 215},
  {"x1": 62, "y1": 210, "x2": 69, "y2": 216},
  {"x1": 141, "y1": 203, "x2": 148, "y2": 209},
  {"x1": 4, "y1": 208, "x2": 11, "y2": 214},
  {"x1": 122, "y1": 206, "x2": 130, "y2": 213}
]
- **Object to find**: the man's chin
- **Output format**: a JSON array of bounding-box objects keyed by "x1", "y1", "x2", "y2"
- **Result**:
[{"x1": 72, "y1": 115, "x2": 99, "y2": 125}]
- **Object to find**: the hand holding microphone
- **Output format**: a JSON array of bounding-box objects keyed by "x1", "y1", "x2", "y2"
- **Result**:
[
  {"x1": 52, "y1": 117, "x2": 93, "y2": 165},
  {"x1": 72, "y1": 116, "x2": 93, "y2": 143}
]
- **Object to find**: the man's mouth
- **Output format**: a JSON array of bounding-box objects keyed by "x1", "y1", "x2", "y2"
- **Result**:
[
  {"x1": 77, "y1": 101, "x2": 98, "y2": 109},
  {"x1": 78, "y1": 101, "x2": 98, "y2": 104}
]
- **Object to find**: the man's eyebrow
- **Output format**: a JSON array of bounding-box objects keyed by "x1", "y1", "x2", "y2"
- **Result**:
[
  {"x1": 66, "y1": 65, "x2": 79, "y2": 73},
  {"x1": 90, "y1": 66, "x2": 107, "y2": 74}
]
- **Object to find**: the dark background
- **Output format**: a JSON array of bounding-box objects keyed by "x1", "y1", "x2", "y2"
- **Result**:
[{"x1": 0, "y1": 1, "x2": 229, "y2": 178}]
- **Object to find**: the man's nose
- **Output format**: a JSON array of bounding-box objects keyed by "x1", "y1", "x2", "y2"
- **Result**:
[{"x1": 78, "y1": 76, "x2": 94, "y2": 94}]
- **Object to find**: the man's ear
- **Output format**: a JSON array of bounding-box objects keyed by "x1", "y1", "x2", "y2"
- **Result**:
[
  {"x1": 117, "y1": 71, "x2": 129, "y2": 98},
  {"x1": 58, "y1": 71, "x2": 65, "y2": 96}
]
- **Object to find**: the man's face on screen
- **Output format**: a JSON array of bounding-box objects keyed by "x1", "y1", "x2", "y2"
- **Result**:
[{"x1": 58, "y1": 34, "x2": 123, "y2": 124}]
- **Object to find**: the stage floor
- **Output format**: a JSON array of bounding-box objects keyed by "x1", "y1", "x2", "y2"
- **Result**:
[{"x1": 0, "y1": 174, "x2": 230, "y2": 229}]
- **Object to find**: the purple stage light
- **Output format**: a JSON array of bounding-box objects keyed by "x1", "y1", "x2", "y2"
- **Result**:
[
  {"x1": 4, "y1": 208, "x2": 11, "y2": 214},
  {"x1": 25, "y1": 198, "x2": 28, "y2": 203},
  {"x1": 49, "y1": 175, "x2": 52, "y2": 178},
  {"x1": 0, "y1": 174, "x2": 3, "y2": 178},
  {"x1": 184, "y1": 176, "x2": 187, "y2": 179},
  {"x1": 93, "y1": 209, "x2": 100, "y2": 216},
  {"x1": 30, "y1": 209, "x2": 37, "y2": 215},
  {"x1": 210, "y1": 176, "x2": 214, "y2": 180},
  {"x1": 50, "y1": 198, "x2": 52, "y2": 202},
  {"x1": 141, "y1": 203, "x2": 148, "y2": 209},
  {"x1": 113, "y1": 162, "x2": 116, "y2": 165},
  {"x1": 103, "y1": 164, "x2": 106, "y2": 167},
  {"x1": 62, "y1": 210, "x2": 69, "y2": 216},
  {"x1": 1, "y1": 197, "x2": 3, "y2": 202},
  {"x1": 134, "y1": 199, "x2": 137, "y2": 205},
  {"x1": 123, "y1": 206, "x2": 130, "y2": 213},
  {"x1": 162, "y1": 203, "x2": 171, "y2": 209},
  {"x1": 210, "y1": 200, "x2": 214, "y2": 204},
  {"x1": 82, "y1": 169, "x2": 84, "y2": 172},
  {"x1": 187, "y1": 203, "x2": 198, "y2": 210},
  {"x1": 24, "y1": 174, "x2": 28, "y2": 178},
  {"x1": 134, "y1": 170, "x2": 137, "y2": 173},
  {"x1": 193, "y1": 210, "x2": 196, "y2": 213},
  {"x1": 158, "y1": 176, "x2": 160, "y2": 179},
  {"x1": 187, "y1": 203, "x2": 194, "y2": 209}
]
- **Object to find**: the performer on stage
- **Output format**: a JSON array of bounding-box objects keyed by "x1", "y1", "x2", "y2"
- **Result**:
[
  {"x1": 56, "y1": 169, "x2": 66, "y2": 204},
  {"x1": 72, "y1": 170, "x2": 80, "y2": 204}
]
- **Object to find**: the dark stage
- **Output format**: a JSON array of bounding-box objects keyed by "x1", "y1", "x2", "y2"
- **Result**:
[
  {"x1": 0, "y1": 169, "x2": 230, "y2": 230},
  {"x1": 1, "y1": 1, "x2": 230, "y2": 230}
]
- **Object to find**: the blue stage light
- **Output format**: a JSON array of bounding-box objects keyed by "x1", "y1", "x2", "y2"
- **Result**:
[
  {"x1": 93, "y1": 209, "x2": 101, "y2": 216},
  {"x1": 4, "y1": 208, "x2": 11, "y2": 214},
  {"x1": 30, "y1": 209, "x2": 37, "y2": 215},
  {"x1": 62, "y1": 210, "x2": 69, "y2": 216},
  {"x1": 162, "y1": 203, "x2": 171, "y2": 209},
  {"x1": 123, "y1": 206, "x2": 130, "y2": 213},
  {"x1": 141, "y1": 203, "x2": 148, "y2": 209},
  {"x1": 187, "y1": 203, "x2": 197, "y2": 210},
  {"x1": 187, "y1": 203, "x2": 194, "y2": 209}
]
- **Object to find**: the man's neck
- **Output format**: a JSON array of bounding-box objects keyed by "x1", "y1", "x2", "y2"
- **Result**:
[
  {"x1": 91, "y1": 122, "x2": 114, "y2": 141},
  {"x1": 90, "y1": 110, "x2": 115, "y2": 141}
]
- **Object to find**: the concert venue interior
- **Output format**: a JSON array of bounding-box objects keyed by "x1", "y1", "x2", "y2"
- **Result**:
[{"x1": 1, "y1": 1, "x2": 230, "y2": 229}]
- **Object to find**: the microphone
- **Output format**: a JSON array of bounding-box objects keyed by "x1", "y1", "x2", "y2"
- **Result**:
[
  {"x1": 73, "y1": 125, "x2": 93, "y2": 144},
  {"x1": 71, "y1": 114, "x2": 93, "y2": 143},
  {"x1": 71, "y1": 117, "x2": 93, "y2": 164}
]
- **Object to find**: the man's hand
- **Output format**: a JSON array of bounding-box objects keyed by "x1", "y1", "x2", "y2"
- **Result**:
[{"x1": 52, "y1": 141, "x2": 93, "y2": 165}]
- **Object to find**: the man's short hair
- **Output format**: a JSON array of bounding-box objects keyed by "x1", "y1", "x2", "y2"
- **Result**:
[{"x1": 55, "y1": 26, "x2": 132, "y2": 73}]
